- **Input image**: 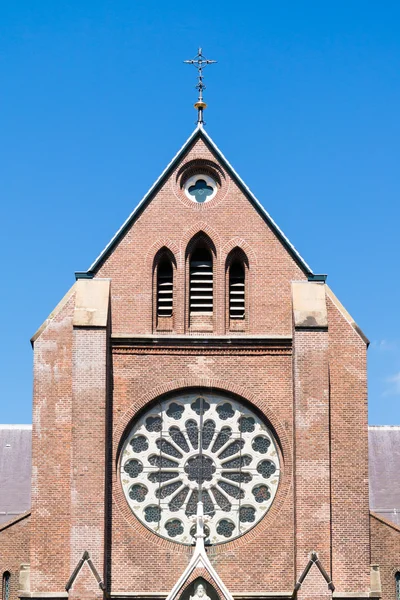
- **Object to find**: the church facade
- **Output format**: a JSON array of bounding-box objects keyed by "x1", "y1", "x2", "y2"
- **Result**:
[{"x1": 1, "y1": 120, "x2": 400, "y2": 600}]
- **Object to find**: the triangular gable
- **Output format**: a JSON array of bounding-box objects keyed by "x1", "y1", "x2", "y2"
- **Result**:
[{"x1": 75, "y1": 125, "x2": 324, "y2": 281}]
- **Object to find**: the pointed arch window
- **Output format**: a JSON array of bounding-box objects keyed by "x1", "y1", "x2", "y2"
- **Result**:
[
  {"x1": 190, "y1": 247, "x2": 213, "y2": 314},
  {"x1": 226, "y1": 248, "x2": 248, "y2": 331},
  {"x1": 395, "y1": 572, "x2": 400, "y2": 600},
  {"x1": 229, "y1": 261, "x2": 245, "y2": 319},
  {"x1": 157, "y1": 258, "x2": 173, "y2": 318},
  {"x1": 2, "y1": 572, "x2": 10, "y2": 600}
]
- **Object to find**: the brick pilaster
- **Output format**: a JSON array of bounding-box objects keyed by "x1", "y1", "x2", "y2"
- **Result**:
[
  {"x1": 292, "y1": 282, "x2": 331, "y2": 599},
  {"x1": 70, "y1": 280, "x2": 110, "y2": 599}
]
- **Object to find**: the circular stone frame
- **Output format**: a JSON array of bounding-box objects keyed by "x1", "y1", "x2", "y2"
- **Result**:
[
  {"x1": 119, "y1": 390, "x2": 281, "y2": 546},
  {"x1": 184, "y1": 174, "x2": 218, "y2": 203}
]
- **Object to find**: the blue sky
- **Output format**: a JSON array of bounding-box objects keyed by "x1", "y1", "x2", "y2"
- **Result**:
[{"x1": 1, "y1": 1, "x2": 399, "y2": 424}]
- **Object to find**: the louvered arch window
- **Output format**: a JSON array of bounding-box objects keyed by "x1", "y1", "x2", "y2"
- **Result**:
[
  {"x1": 157, "y1": 258, "x2": 173, "y2": 317},
  {"x1": 2, "y1": 572, "x2": 10, "y2": 600},
  {"x1": 190, "y1": 247, "x2": 213, "y2": 313},
  {"x1": 229, "y1": 260, "x2": 245, "y2": 319}
]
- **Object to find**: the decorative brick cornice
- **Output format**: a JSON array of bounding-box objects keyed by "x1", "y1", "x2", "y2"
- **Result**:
[
  {"x1": 112, "y1": 335, "x2": 292, "y2": 356},
  {"x1": 113, "y1": 345, "x2": 290, "y2": 356}
]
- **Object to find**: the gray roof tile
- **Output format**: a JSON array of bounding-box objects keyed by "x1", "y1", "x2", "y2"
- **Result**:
[
  {"x1": 0, "y1": 425, "x2": 32, "y2": 525},
  {"x1": 369, "y1": 425, "x2": 400, "y2": 527}
]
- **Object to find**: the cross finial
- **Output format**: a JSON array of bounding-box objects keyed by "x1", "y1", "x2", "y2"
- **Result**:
[{"x1": 184, "y1": 48, "x2": 216, "y2": 126}]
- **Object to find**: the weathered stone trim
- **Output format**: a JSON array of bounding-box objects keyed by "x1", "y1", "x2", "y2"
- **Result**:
[
  {"x1": 19, "y1": 594, "x2": 69, "y2": 599},
  {"x1": 30, "y1": 284, "x2": 76, "y2": 345},
  {"x1": 326, "y1": 286, "x2": 369, "y2": 345}
]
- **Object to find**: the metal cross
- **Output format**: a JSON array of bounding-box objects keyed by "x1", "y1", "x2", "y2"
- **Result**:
[{"x1": 184, "y1": 48, "x2": 216, "y2": 125}]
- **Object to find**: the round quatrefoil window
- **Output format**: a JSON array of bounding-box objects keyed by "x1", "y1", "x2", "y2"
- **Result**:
[
  {"x1": 120, "y1": 391, "x2": 280, "y2": 545},
  {"x1": 184, "y1": 175, "x2": 217, "y2": 203}
]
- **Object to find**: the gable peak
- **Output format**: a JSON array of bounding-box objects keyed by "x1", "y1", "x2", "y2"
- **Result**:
[{"x1": 75, "y1": 126, "x2": 318, "y2": 280}]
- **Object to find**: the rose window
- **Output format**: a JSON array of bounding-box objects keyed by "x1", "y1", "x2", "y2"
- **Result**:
[{"x1": 120, "y1": 391, "x2": 280, "y2": 545}]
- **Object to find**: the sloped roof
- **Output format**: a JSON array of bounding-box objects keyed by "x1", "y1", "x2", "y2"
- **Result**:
[
  {"x1": 0, "y1": 425, "x2": 32, "y2": 525},
  {"x1": 76, "y1": 126, "x2": 321, "y2": 280},
  {"x1": 369, "y1": 425, "x2": 400, "y2": 527}
]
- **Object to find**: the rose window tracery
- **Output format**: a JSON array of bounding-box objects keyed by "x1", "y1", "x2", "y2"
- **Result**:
[{"x1": 120, "y1": 391, "x2": 280, "y2": 545}]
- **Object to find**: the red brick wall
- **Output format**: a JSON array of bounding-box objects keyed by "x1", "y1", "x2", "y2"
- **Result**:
[
  {"x1": 20, "y1": 132, "x2": 379, "y2": 599},
  {"x1": 70, "y1": 327, "x2": 108, "y2": 599},
  {"x1": 327, "y1": 296, "x2": 370, "y2": 592},
  {"x1": 0, "y1": 514, "x2": 30, "y2": 600},
  {"x1": 30, "y1": 294, "x2": 74, "y2": 592},
  {"x1": 293, "y1": 329, "x2": 331, "y2": 600},
  {"x1": 111, "y1": 352, "x2": 294, "y2": 593},
  {"x1": 370, "y1": 513, "x2": 400, "y2": 600}
]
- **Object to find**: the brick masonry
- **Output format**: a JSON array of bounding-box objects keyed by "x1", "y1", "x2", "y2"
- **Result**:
[
  {"x1": 370, "y1": 514, "x2": 400, "y2": 600},
  {"x1": 0, "y1": 514, "x2": 30, "y2": 600},
  {"x1": 1, "y1": 129, "x2": 399, "y2": 600}
]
